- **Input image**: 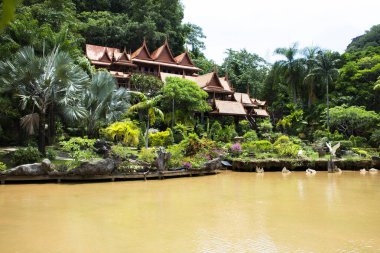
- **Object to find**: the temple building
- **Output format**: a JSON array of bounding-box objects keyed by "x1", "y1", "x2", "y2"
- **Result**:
[{"x1": 86, "y1": 40, "x2": 269, "y2": 121}]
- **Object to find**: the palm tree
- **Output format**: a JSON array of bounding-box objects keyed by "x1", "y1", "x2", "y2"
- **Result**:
[
  {"x1": 0, "y1": 46, "x2": 89, "y2": 154},
  {"x1": 274, "y1": 43, "x2": 305, "y2": 103},
  {"x1": 302, "y1": 46, "x2": 320, "y2": 107},
  {"x1": 306, "y1": 50, "x2": 339, "y2": 139},
  {"x1": 82, "y1": 71, "x2": 130, "y2": 137},
  {"x1": 128, "y1": 92, "x2": 163, "y2": 148}
]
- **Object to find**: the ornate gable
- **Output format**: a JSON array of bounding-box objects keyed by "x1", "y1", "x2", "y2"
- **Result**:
[
  {"x1": 174, "y1": 52, "x2": 194, "y2": 66},
  {"x1": 131, "y1": 40, "x2": 152, "y2": 60},
  {"x1": 151, "y1": 40, "x2": 177, "y2": 64}
]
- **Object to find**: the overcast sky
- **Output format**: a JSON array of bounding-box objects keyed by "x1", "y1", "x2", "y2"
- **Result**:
[{"x1": 182, "y1": 0, "x2": 380, "y2": 64}]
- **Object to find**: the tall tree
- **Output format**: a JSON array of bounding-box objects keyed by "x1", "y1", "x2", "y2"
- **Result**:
[
  {"x1": 220, "y1": 49, "x2": 268, "y2": 96},
  {"x1": 0, "y1": 46, "x2": 89, "y2": 154},
  {"x1": 307, "y1": 50, "x2": 339, "y2": 137},
  {"x1": 302, "y1": 46, "x2": 320, "y2": 107},
  {"x1": 128, "y1": 92, "x2": 163, "y2": 148},
  {"x1": 82, "y1": 71, "x2": 130, "y2": 137},
  {"x1": 274, "y1": 43, "x2": 305, "y2": 103}
]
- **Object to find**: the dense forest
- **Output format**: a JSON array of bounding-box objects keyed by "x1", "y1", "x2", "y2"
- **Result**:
[{"x1": 0, "y1": 0, "x2": 379, "y2": 155}]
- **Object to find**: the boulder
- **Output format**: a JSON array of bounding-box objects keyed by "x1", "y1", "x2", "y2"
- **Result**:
[
  {"x1": 94, "y1": 139, "x2": 111, "y2": 156},
  {"x1": 202, "y1": 158, "x2": 222, "y2": 170},
  {"x1": 6, "y1": 163, "x2": 47, "y2": 176},
  {"x1": 70, "y1": 158, "x2": 115, "y2": 176},
  {"x1": 155, "y1": 147, "x2": 171, "y2": 171},
  {"x1": 41, "y1": 159, "x2": 55, "y2": 173}
]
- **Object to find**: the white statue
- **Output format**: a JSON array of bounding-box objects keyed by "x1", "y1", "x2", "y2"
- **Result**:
[{"x1": 326, "y1": 142, "x2": 340, "y2": 157}]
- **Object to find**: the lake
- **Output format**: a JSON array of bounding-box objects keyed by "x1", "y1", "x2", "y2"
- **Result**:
[{"x1": 0, "y1": 171, "x2": 379, "y2": 252}]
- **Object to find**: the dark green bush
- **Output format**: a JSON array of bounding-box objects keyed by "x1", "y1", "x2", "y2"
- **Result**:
[
  {"x1": 243, "y1": 130, "x2": 258, "y2": 142},
  {"x1": 46, "y1": 148, "x2": 57, "y2": 160},
  {"x1": 242, "y1": 140, "x2": 272, "y2": 153},
  {"x1": 12, "y1": 147, "x2": 42, "y2": 165}
]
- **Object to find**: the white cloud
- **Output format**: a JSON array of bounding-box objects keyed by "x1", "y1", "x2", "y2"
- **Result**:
[{"x1": 182, "y1": 0, "x2": 380, "y2": 64}]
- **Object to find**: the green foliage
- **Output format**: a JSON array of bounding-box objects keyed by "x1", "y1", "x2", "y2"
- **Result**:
[
  {"x1": 218, "y1": 124, "x2": 238, "y2": 143},
  {"x1": 12, "y1": 146, "x2": 42, "y2": 166},
  {"x1": 167, "y1": 144, "x2": 185, "y2": 168},
  {"x1": 329, "y1": 105, "x2": 379, "y2": 138},
  {"x1": 181, "y1": 133, "x2": 201, "y2": 156},
  {"x1": 138, "y1": 148, "x2": 156, "y2": 164},
  {"x1": 161, "y1": 77, "x2": 210, "y2": 125},
  {"x1": 370, "y1": 129, "x2": 380, "y2": 147},
  {"x1": 0, "y1": 161, "x2": 7, "y2": 171},
  {"x1": 46, "y1": 148, "x2": 57, "y2": 160},
  {"x1": 257, "y1": 119, "x2": 273, "y2": 136},
  {"x1": 130, "y1": 74, "x2": 163, "y2": 96},
  {"x1": 313, "y1": 130, "x2": 344, "y2": 142},
  {"x1": 59, "y1": 137, "x2": 97, "y2": 162},
  {"x1": 243, "y1": 131, "x2": 258, "y2": 142},
  {"x1": 149, "y1": 129, "x2": 174, "y2": 147},
  {"x1": 351, "y1": 148, "x2": 370, "y2": 158},
  {"x1": 209, "y1": 121, "x2": 222, "y2": 141},
  {"x1": 276, "y1": 105, "x2": 306, "y2": 136},
  {"x1": 219, "y1": 48, "x2": 269, "y2": 95},
  {"x1": 173, "y1": 123, "x2": 192, "y2": 143},
  {"x1": 242, "y1": 140, "x2": 272, "y2": 153},
  {"x1": 83, "y1": 71, "x2": 130, "y2": 137},
  {"x1": 347, "y1": 25, "x2": 380, "y2": 51},
  {"x1": 349, "y1": 135, "x2": 368, "y2": 148},
  {"x1": 111, "y1": 144, "x2": 134, "y2": 160},
  {"x1": 101, "y1": 121, "x2": 141, "y2": 146},
  {"x1": 273, "y1": 135, "x2": 301, "y2": 158},
  {"x1": 238, "y1": 120, "x2": 251, "y2": 135}
]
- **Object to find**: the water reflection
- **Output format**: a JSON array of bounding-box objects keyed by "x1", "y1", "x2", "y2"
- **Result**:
[{"x1": 0, "y1": 171, "x2": 379, "y2": 253}]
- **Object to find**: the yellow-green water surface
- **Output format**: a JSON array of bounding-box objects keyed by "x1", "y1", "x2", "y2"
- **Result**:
[{"x1": 0, "y1": 171, "x2": 379, "y2": 252}]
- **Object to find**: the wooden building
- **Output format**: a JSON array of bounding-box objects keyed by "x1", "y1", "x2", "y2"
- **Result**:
[{"x1": 86, "y1": 40, "x2": 269, "y2": 121}]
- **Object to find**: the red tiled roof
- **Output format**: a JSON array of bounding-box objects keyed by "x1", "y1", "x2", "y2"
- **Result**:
[
  {"x1": 174, "y1": 51, "x2": 194, "y2": 66},
  {"x1": 151, "y1": 40, "x2": 177, "y2": 64},
  {"x1": 86, "y1": 44, "x2": 112, "y2": 65},
  {"x1": 211, "y1": 100, "x2": 247, "y2": 116},
  {"x1": 254, "y1": 108, "x2": 270, "y2": 117},
  {"x1": 131, "y1": 40, "x2": 152, "y2": 60}
]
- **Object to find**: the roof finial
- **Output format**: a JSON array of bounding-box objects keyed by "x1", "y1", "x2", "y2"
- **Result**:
[
  {"x1": 247, "y1": 83, "x2": 250, "y2": 96},
  {"x1": 213, "y1": 65, "x2": 218, "y2": 74},
  {"x1": 143, "y1": 37, "x2": 147, "y2": 46}
]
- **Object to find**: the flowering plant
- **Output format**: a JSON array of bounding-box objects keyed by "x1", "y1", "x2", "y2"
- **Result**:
[{"x1": 183, "y1": 161, "x2": 192, "y2": 169}]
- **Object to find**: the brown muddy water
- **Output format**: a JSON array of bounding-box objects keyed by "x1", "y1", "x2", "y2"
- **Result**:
[{"x1": 0, "y1": 171, "x2": 379, "y2": 253}]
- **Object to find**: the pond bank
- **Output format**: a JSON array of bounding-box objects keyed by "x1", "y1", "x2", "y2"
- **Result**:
[
  {"x1": 0, "y1": 169, "x2": 218, "y2": 184},
  {"x1": 231, "y1": 158, "x2": 380, "y2": 172}
]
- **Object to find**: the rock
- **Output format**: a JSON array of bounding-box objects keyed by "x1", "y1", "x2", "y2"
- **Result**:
[
  {"x1": 6, "y1": 163, "x2": 47, "y2": 176},
  {"x1": 41, "y1": 159, "x2": 54, "y2": 172},
  {"x1": 306, "y1": 168, "x2": 317, "y2": 175},
  {"x1": 155, "y1": 147, "x2": 171, "y2": 171},
  {"x1": 94, "y1": 139, "x2": 111, "y2": 156},
  {"x1": 256, "y1": 166, "x2": 264, "y2": 173},
  {"x1": 202, "y1": 158, "x2": 222, "y2": 170},
  {"x1": 282, "y1": 167, "x2": 291, "y2": 174},
  {"x1": 70, "y1": 158, "x2": 115, "y2": 176}
]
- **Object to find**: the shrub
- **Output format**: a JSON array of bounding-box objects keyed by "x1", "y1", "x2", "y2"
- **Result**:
[
  {"x1": 313, "y1": 130, "x2": 344, "y2": 142},
  {"x1": 12, "y1": 147, "x2": 42, "y2": 166},
  {"x1": 101, "y1": 121, "x2": 141, "y2": 146},
  {"x1": 167, "y1": 144, "x2": 185, "y2": 168},
  {"x1": 138, "y1": 148, "x2": 156, "y2": 164},
  {"x1": 59, "y1": 137, "x2": 97, "y2": 162},
  {"x1": 111, "y1": 144, "x2": 134, "y2": 160},
  {"x1": 243, "y1": 130, "x2": 258, "y2": 142},
  {"x1": 0, "y1": 162, "x2": 6, "y2": 171},
  {"x1": 273, "y1": 135, "x2": 301, "y2": 158},
  {"x1": 218, "y1": 124, "x2": 238, "y2": 142},
  {"x1": 149, "y1": 128, "x2": 174, "y2": 147},
  {"x1": 370, "y1": 129, "x2": 380, "y2": 147},
  {"x1": 349, "y1": 135, "x2": 368, "y2": 148},
  {"x1": 209, "y1": 121, "x2": 222, "y2": 141},
  {"x1": 352, "y1": 148, "x2": 370, "y2": 157},
  {"x1": 46, "y1": 148, "x2": 57, "y2": 160},
  {"x1": 257, "y1": 119, "x2": 273, "y2": 136},
  {"x1": 238, "y1": 120, "x2": 251, "y2": 135},
  {"x1": 242, "y1": 140, "x2": 272, "y2": 153},
  {"x1": 181, "y1": 133, "x2": 201, "y2": 156},
  {"x1": 334, "y1": 140, "x2": 353, "y2": 150},
  {"x1": 173, "y1": 123, "x2": 192, "y2": 142}
]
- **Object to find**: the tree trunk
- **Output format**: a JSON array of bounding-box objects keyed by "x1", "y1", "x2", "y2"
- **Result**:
[
  {"x1": 38, "y1": 112, "x2": 46, "y2": 155},
  {"x1": 145, "y1": 114, "x2": 149, "y2": 149},
  {"x1": 326, "y1": 77, "x2": 330, "y2": 141}
]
